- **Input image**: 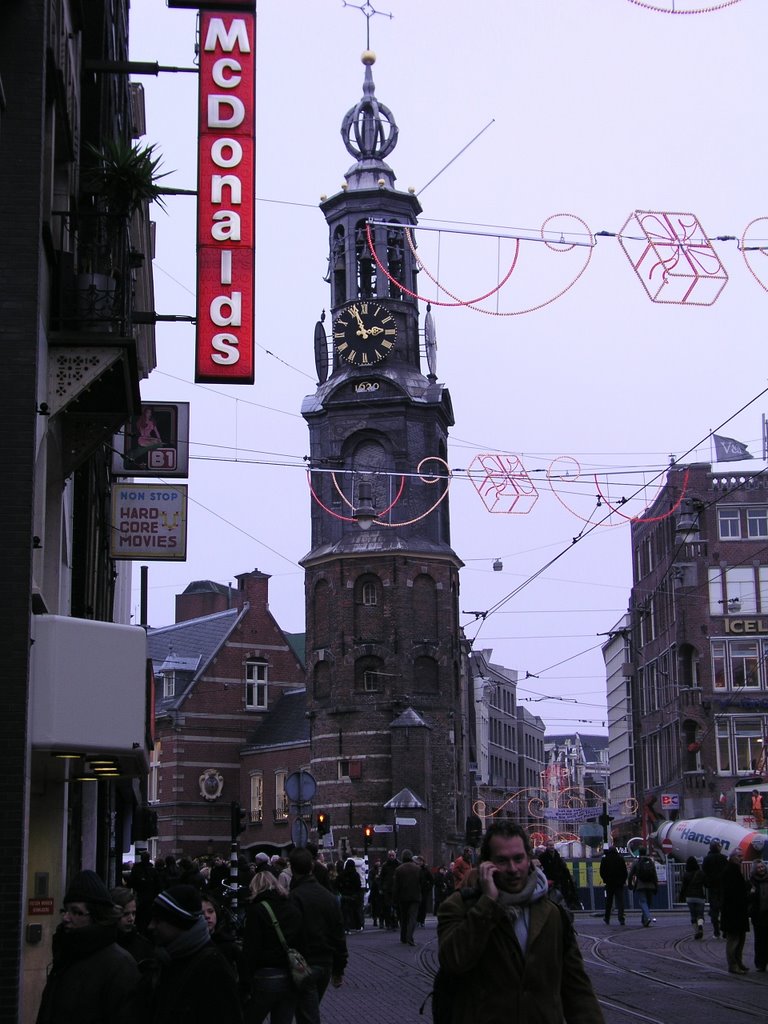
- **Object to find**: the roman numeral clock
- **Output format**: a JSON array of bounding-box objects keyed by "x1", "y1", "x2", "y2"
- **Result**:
[{"x1": 333, "y1": 301, "x2": 397, "y2": 366}]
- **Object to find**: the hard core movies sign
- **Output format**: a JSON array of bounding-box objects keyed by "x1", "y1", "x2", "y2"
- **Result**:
[{"x1": 196, "y1": 9, "x2": 255, "y2": 383}]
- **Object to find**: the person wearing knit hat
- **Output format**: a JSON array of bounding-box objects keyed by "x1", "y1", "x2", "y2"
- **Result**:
[
  {"x1": 35, "y1": 871, "x2": 140, "y2": 1024},
  {"x1": 144, "y1": 885, "x2": 242, "y2": 1024}
]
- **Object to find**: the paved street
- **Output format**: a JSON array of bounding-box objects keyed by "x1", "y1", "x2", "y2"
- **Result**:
[{"x1": 321, "y1": 910, "x2": 768, "y2": 1024}]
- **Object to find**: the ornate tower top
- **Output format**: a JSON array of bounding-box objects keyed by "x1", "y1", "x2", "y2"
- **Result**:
[{"x1": 340, "y1": 52, "x2": 399, "y2": 191}]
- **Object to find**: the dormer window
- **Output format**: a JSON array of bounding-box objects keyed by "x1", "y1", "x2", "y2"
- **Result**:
[
  {"x1": 245, "y1": 661, "x2": 268, "y2": 710},
  {"x1": 163, "y1": 672, "x2": 175, "y2": 698}
]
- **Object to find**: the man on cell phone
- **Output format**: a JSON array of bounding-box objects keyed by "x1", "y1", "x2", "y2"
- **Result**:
[{"x1": 437, "y1": 821, "x2": 604, "y2": 1023}]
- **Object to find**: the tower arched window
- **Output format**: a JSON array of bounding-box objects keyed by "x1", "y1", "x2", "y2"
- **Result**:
[
  {"x1": 414, "y1": 655, "x2": 439, "y2": 693},
  {"x1": 355, "y1": 655, "x2": 385, "y2": 693},
  {"x1": 332, "y1": 225, "x2": 346, "y2": 305},
  {"x1": 386, "y1": 221, "x2": 405, "y2": 298},
  {"x1": 412, "y1": 573, "x2": 438, "y2": 640},
  {"x1": 354, "y1": 573, "x2": 383, "y2": 641},
  {"x1": 313, "y1": 660, "x2": 331, "y2": 700},
  {"x1": 313, "y1": 578, "x2": 331, "y2": 649},
  {"x1": 355, "y1": 220, "x2": 375, "y2": 299}
]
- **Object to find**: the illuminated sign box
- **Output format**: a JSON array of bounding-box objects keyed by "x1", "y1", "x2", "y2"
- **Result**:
[
  {"x1": 110, "y1": 485, "x2": 188, "y2": 561},
  {"x1": 112, "y1": 402, "x2": 190, "y2": 478},
  {"x1": 167, "y1": 1, "x2": 256, "y2": 9},
  {"x1": 195, "y1": 9, "x2": 256, "y2": 383}
]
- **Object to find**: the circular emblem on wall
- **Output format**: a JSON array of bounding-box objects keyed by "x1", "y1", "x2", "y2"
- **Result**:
[{"x1": 199, "y1": 769, "x2": 224, "y2": 802}]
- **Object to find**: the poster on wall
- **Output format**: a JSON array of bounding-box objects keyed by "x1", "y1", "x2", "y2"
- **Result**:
[
  {"x1": 110, "y1": 485, "x2": 188, "y2": 561},
  {"x1": 112, "y1": 402, "x2": 190, "y2": 478}
]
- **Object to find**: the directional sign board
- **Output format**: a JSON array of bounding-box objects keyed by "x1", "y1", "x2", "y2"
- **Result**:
[
  {"x1": 372, "y1": 824, "x2": 394, "y2": 833},
  {"x1": 396, "y1": 817, "x2": 417, "y2": 826}
]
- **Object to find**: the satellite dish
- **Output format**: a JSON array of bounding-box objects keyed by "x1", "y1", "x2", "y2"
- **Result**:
[
  {"x1": 314, "y1": 319, "x2": 328, "y2": 384},
  {"x1": 424, "y1": 305, "x2": 437, "y2": 378}
]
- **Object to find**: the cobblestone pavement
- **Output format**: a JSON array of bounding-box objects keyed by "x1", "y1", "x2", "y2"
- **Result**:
[{"x1": 321, "y1": 919, "x2": 438, "y2": 1024}]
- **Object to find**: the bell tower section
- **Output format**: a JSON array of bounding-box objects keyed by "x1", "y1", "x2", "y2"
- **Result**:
[{"x1": 301, "y1": 52, "x2": 468, "y2": 863}]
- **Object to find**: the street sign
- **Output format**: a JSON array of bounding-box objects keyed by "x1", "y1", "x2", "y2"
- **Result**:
[
  {"x1": 372, "y1": 824, "x2": 394, "y2": 833},
  {"x1": 285, "y1": 770, "x2": 317, "y2": 803},
  {"x1": 395, "y1": 817, "x2": 417, "y2": 826},
  {"x1": 660, "y1": 793, "x2": 679, "y2": 810}
]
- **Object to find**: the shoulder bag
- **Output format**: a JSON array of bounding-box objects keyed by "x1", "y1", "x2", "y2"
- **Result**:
[{"x1": 262, "y1": 902, "x2": 313, "y2": 989}]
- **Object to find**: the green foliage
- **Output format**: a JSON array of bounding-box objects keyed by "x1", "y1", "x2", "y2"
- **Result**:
[{"x1": 84, "y1": 139, "x2": 171, "y2": 216}]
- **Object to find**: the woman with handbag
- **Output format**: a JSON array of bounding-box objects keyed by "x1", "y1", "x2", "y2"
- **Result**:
[{"x1": 241, "y1": 870, "x2": 306, "y2": 1023}]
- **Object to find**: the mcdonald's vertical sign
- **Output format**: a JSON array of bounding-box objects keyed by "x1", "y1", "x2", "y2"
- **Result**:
[{"x1": 195, "y1": 4, "x2": 256, "y2": 383}]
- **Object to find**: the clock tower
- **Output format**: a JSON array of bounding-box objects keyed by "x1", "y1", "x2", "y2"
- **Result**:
[{"x1": 301, "y1": 52, "x2": 468, "y2": 863}]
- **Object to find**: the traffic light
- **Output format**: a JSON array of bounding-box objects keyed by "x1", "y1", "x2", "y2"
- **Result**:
[
  {"x1": 316, "y1": 811, "x2": 330, "y2": 836},
  {"x1": 363, "y1": 825, "x2": 374, "y2": 851},
  {"x1": 230, "y1": 800, "x2": 247, "y2": 840}
]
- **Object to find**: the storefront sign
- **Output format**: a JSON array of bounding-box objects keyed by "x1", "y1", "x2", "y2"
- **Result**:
[
  {"x1": 195, "y1": 9, "x2": 255, "y2": 383},
  {"x1": 112, "y1": 402, "x2": 190, "y2": 478},
  {"x1": 723, "y1": 618, "x2": 768, "y2": 634},
  {"x1": 110, "y1": 485, "x2": 188, "y2": 560}
]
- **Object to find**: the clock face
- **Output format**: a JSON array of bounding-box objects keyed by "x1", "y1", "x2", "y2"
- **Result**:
[{"x1": 333, "y1": 302, "x2": 397, "y2": 366}]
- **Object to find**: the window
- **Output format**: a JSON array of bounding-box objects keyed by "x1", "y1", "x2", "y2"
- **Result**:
[
  {"x1": 162, "y1": 672, "x2": 175, "y2": 698},
  {"x1": 363, "y1": 670, "x2": 379, "y2": 692},
  {"x1": 338, "y1": 759, "x2": 362, "y2": 780},
  {"x1": 718, "y1": 507, "x2": 741, "y2": 539},
  {"x1": 245, "y1": 661, "x2": 268, "y2": 709},
  {"x1": 250, "y1": 772, "x2": 263, "y2": 822},
  {"x1": 708, "y1": 567, "x2": 757, "y2": 615},
  {"x1": 274, "y1": 770, "x2": 289, "y2": 821},
  {"x1": 361, "y1": 581, "x2": 378, "y2": 606},
  {"x1": 718, "y1": 716, "x2": 766, "y2": 774},
  {"x1": 747, "y1": 508, "x2": 768, "y2": 539},
  {"x1": 731, "y1": 641, "x2": 760, "y2": 688},
  {"x1": 149, "y1": 740, "x2": 161, "y2": 804}
]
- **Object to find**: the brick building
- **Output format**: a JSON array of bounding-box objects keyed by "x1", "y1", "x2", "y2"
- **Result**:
[
  {"x1": 147, "y1": 570, "x2": 305, "y2": 858},
  {"x1": 629, "y1": 459, "x2": 768, "y2": 825}
]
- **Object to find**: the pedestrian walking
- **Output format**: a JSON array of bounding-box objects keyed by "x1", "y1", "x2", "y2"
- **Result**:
[
  {"x1": 749, "y1": 859, "x2": 768, "y2": 972},
  {"x1": 145, "y1": 884, "x2": 242, "y2": 1024},
  {"x1": 393, "y1": 850, "x2": 422, "y2": 946},
  {"x1": 721, "y1": 850, "x2": 750, "y2": 974},
  {"x1": 288, "y1": 846, "x2": 348, "y2": 1024},
  {"x1": 627, "y1": 847, "x2": 657, "y2": 927},
  {"x1": 437, "y1": 821, "x2": 604, "y2": 1023},
  {"x1": 36, "y1": 871, "x2": 140, "y2": 1024},
  {"x1": 599, "y1": 845, "x2": 628, "y2": 926},
  {"x1": 240, "y1": 871, "x2": 303, "y2": 1024},
  {"x1": 702, "y1": 839, "x2": 728, "y2": 938},
  {"x1": 337, "y1": 858, "x2": 364, "y2": 932},
  {"x1": 378, "y1": 850, "x2": 399, "y2": 930},
  {"x1": 678, "y1": 857, "x2": 707, "y2": 939}
]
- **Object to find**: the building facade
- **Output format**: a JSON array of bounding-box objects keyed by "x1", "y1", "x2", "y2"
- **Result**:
[
  {"x1": 300, "y1": 53, "x2": 470, "y2": 864},
  {"x1": 602, "y1": 614, "x2": 636, "y2": 838},
  {"x1": 147, "y1": 570, "x2": 306, "y2": 859},
  {"x1": 1, "y1": 2, "x2": 158, "y2": 1019},
  {"x1": 629, "y1": 460, "x2": 768, "y2": 826}
]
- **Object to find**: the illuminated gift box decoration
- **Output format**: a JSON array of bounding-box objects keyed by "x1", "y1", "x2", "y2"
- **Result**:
[
  {"x1": 618, "y1": 210, "x2": 728, "y2": 306},
  {"x1": 467, "y1": 454, "x2": 539, "y2": 514}
]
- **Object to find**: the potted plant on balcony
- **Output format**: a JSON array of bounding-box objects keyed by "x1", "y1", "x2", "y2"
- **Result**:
[{"x1": 76, "y1": 140, "x2": 169, "y2": 329}]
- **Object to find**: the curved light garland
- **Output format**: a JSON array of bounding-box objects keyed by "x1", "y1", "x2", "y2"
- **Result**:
[
  {"x1": 406, "y1": 214, "x2": 595, "y2": 317},
  {"x1": 365, "y1": 222, "x2": 520, "y2": 307},
  {"x1": 306, "y1": 457, "x2": 451, "y2": 529},
  {"x1": 741, "y1": 216, "x2": 768, "y2": 294},
  {"x1": 625, "y1": 0, "x2": 742, "y2": 12},
  {"x1": 593, "y1": 467, "x2": 690, "y2": 523}
]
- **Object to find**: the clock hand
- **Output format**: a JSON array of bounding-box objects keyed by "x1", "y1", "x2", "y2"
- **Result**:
[
  {"x1": 349, "y1": 306, "x2": 370, "y2": 339},
  {"x1": 366, "y1": 326, "x2": 383, "y2": 336}
]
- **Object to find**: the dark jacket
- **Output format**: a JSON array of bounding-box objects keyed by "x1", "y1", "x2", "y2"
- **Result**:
[
  {"x1": 721, "y1": 861, "x2": 751, "y2": 935},
  {"x1": 149, "y1": 940, "x2": 241, "y2": 1024},
  {"x1": 289, "y1": 872, "x2": 348, "y2": 977},
  {"x1": 701, "y1": 849, "x2": 728, "y2": 893},
  {"x1": 627, "y1": 857, "x2": 658, "y2": 893},
  {"x1": 679, "y1": 867, "x2": 707, "y2": 902},
  {"x1": 36, "y1": 923, "x2": 140, "y2": 1024},
  {"x1": 599, "y1": 849, "x2": 628, "y2": 888},
  {"x1": 241, "y1": 891, "x2": 304, "y2": 978},
  {"x1": 749, "y1": 871, "x2": 768, "y2": 921},
  {"x1": 437, "y1": 881, "x2": 604, "y2": 1024},
  {"x1": 393, "y1": 860, "x2": 423, "y2": 903}
]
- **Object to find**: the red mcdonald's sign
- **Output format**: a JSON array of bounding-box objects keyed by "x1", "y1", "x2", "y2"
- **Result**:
[{"x1": 195, "y1": 8, "x2": 256, "y2": 383}]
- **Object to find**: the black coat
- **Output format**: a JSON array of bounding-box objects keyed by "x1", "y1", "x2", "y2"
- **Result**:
[
  {"x1": 721, "y1": 862, "x2": 750, "y2": 935},
  {"x1": 149, "y1": 942, "x2": 242, "y2": 1024},
  {"x1": 241, "y1": 891, "x2": 304, "y2": 977},
  {"x1": 36, "y1": 923, "x2": 140, "y2": 1024},
  {"x1": 289, "y1": 873, "x2": 348, "y2": 977},
  {"x1": 599, "y1": 849, "x2": 628, "y2": 888}
]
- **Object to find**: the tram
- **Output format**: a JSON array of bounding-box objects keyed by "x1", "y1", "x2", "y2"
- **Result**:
[{"x1": 733, "y1": 776, "x2": 768, "y2": 831}]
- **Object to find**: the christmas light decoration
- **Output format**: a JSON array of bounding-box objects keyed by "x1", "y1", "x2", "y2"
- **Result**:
[
  {"x1": 467, "y1": 453, "x2": 539, "y2": 514},
  {"x1": 618, "y1": 210, "x2": 728, "y2": 305}
]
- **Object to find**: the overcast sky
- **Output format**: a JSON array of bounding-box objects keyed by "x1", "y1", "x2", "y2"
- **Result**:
[{"x1": 127, "y1": 0, "x2": 767, "y2": 734}]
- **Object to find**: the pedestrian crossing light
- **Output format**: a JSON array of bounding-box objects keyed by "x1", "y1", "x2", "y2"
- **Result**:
[
  {"x1": 363, "y1": 825, "x2": 374, "y2": 850},
  {"x1": 230, "y1": 800, "x2": 247, "y2": 840},
  {"x1": 316, "y1": 811, "x2": 330, "y2": 836}
]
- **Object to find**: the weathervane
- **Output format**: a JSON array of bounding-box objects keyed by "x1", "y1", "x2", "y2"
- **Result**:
[{"x1": 342, "y1": 1, "x2": 393, "y2": 49}]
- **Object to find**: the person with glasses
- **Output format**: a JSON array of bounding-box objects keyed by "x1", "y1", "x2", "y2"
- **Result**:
[{"x1": 36, "y1": 870, "x2": 140, "y2": 1024}]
